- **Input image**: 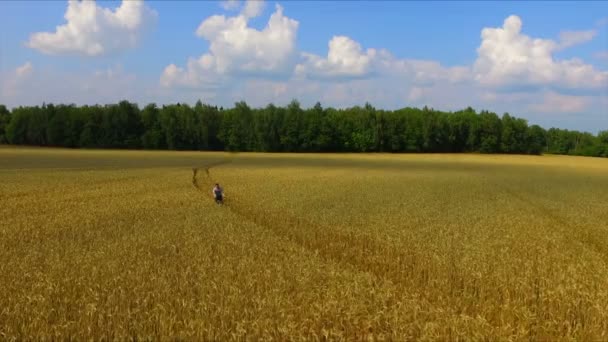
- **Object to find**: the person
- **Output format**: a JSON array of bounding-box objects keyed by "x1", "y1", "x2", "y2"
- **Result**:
[{"x1": 212, "y1": 183, "x2": 224, "y2": 205}]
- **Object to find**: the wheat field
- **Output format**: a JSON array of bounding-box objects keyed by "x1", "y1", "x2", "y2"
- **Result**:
[{"x1": 1, "y1": 147, "x2": 607, "y2": 340}]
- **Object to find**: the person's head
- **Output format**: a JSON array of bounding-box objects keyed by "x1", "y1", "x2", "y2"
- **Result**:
[{"x1": 215, "y1": 183, "x2": 219, "y2": 187}]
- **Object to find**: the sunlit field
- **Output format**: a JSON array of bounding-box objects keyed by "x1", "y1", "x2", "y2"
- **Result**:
[{"x1": 1, "y1": 147, "x2": 607, "y2": 340}]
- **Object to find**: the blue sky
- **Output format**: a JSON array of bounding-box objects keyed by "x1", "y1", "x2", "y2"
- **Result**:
[{"x1": 1, "y1": 0, "x2": 607, "y2": 132}]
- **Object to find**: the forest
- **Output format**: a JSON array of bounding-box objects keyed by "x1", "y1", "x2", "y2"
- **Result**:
[{"x1": 0, "y1": 100, "x2": 606, "y2": 156}]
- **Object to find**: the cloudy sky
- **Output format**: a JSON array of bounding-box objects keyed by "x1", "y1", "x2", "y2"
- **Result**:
[{"x1": 1, "y1": 0, "x2": 607, "y2": 132}]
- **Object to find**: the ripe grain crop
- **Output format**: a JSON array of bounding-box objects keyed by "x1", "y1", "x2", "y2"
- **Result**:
[{"x1": 1, "y1": 148, "x2": 607, "y2": 340}]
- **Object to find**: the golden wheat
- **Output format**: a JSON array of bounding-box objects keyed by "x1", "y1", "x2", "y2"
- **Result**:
[{"x1": 1, "y1": 148, "x2": 607, "y2": 340}]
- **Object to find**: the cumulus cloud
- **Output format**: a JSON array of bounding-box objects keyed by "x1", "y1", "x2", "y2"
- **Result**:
[
  {"x1": 15, "y1": 62, "x2": 34, "y2": 78},
  {"x1": 155, "y1": 8, "x2": 606, "y2": 130},
  {"x1": 27, "y1": 0, "x2": 157, "y2": 57},
  {"x1": 161, "y1": 1, "x2": 298, "y2": 88},
  {"x1": 477, "y1": 89, "x2": 601, "y2": 125},
  {"x1": 219, "y1": 0, "x2": 264, "y2": 17},
  {"x1": 1, "y1": 62, "x2": 36, "y2": 100},
  {"x1": 473, "y1": 15, "x2": 607, "y2": 90},
  {"x1": 295, "y1": 36, "x2": 378, "y2": 79},
  {"x1": 0, "y1": 64, "x2": 148, "y2": 108},
  {"x1": 385, "y1": 57, "x2": 472, "y2": 85},
  {"x1": 236, "y1": 80, "x2": 292, "y2": 106},
  {"x1": 242, "y1": 0, "x2": 265, "y2": 18},
  {"x1": 295, "y1": 14, "x2": 604, "y2": 97},
  {"x1": 294, "y1": 35, "x2": 474, "y2": 86},
  {"x1": 408, "y1": 86, "x2": 430, "y2": 102},
  {"x1": 162, "y1": 1, "x2": 469, "y2": 92},
  {"x1": 558, "y1": 30, "x2": 597, "y2": 49},
  {"x1": 221, "y1": 0, "x2": 241, "y2": 11},
  {"x1": 595, "y1": 51, "x2": 608, "y2": 60},
  {"x1": 529, "y1": 91, "x2": 592, "y2": 113}
]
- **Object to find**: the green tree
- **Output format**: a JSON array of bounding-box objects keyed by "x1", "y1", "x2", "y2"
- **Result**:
[
  {"x1": 0, "y1": 100, "x2": 605, "y2": 157},
  {"x1": 352, "y1": 103, "x2": 378, "y2": 152},
  {"x1": 0, "y1": 105, "x2": 10, "y2": 144},
  {"x1": 597, "y1": 131, "x2": 608, "y2": 157},
  {"x1": 478, "y1": 111, "x2": 502, "y2": 153},
  {"x1": 141, "y1": 103, "x2": 164, "y2": 149},
  {"x1": 7, "y1": 107, "x2": 31, "y2": 145},
  {"x1": 447, "y1": 108, "x2": 474, "y2": 152},
  {"x1": 79, "y1": 106, "x2": 104, "y2": 148},
  {"x1": 281, "y1": 100, "x2": 304, "y2": 151},
  {"x1": 46, "y1": 104, "x2": 67, "y2": 147},
  {"x1": 526, "y1": 125, "x2": 546, "y2": 155},
  {"x1": 160, "y1": 105, "x2": 179, "y2": 150},
  {"x1": 501, "y1": 113, "x2": 529, "y2": 154},
  {"x1": 119, "y1": 100, "x2": 143, "y2": 148},
  {"x1": 220, "y1": 101, "x2": 253, "y2": 151},
  {"x1": 546, "y1": 128, "x2": 575, "y2": 154}
]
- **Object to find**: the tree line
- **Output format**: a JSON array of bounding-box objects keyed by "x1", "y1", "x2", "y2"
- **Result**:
[{"x1": 0, "y1": 100, "x2": 607, "y2": 157}]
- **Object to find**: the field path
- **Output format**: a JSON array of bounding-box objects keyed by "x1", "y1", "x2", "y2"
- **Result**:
[
  {"x1": 191, "y1": 159, "x2": 233, "y2": 195},
  {"x1": 194, "y1": 162, "x2": 451, "y2": 298}
]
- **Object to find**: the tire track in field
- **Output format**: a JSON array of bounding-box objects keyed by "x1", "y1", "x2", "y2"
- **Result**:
[
  {"x1": 491, "y1": 180, "x2": 608, "y2": 261},
  {"x1": 194, "y1": 165, "x2": 455, "y2": 301},
  {"x1": 192, "y1": 166, "x2": 605, "y2": 335},
  {"x1": 191, "y1": 160, "x2": 233, "y2": 195}
]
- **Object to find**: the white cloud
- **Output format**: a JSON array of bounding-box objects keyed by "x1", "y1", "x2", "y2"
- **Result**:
[
  {"x1": 219, "y1": 0, "x2": 264, "y2": 17},
  {"x1": 221, "y1": 0, "x2": 241, "y2": 11},
  {"x1": 161, "y1": 2, "x2": 298, "y2": 88},
  {"x1": 15, "y1": 62, "x2": 34, "y2": 78},
  {"x1": 242, "y1": 0, "x2": 265, "y2": 18},
  {"x1": 294, "y1": 36, "x2": 474, "y2": 86},
  {"x1": 473, "y1": 15, "x2": 607, "y2": 90},
  {"x1": 0, "y1": 64, "x2": 148, "y2": 108},
  {"x1": 408, "y1": 86, "x2": 430, "y2": 102},
  {"x1": 558, "y1": 30, "x2": 597, "y2": 49},
  {"x1": 155, "y1": 10, "x2": 606, "y2": 130},
  {"x1": 529, "y1": 91, "x2": 591, "y2": 113},
  {"x1": 595, "y1": 51, "x2": 608, "y2": 60},
  {"x1": 237, "y1": 80, "x2": 292, "y2": 106},
  {"x1": 385, "y1": 57, "x2": 472, "y2": 85},
  {"x1": 27, "y1": 0, "x2": 157, "y2": 57},
  {"x1": 12, "y1": 7, "x2": 605, "y2": 129},
  {"x1": 2, "y1": 62, "x2": 36, "y2": 100},
  {"x1": 295, "y1": 36, "x2": 377, "y2": 79}
]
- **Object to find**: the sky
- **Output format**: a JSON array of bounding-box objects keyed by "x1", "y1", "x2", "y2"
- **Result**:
[{"x1": 1, "y1": 0, "x2": 607, "y2": 133}]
